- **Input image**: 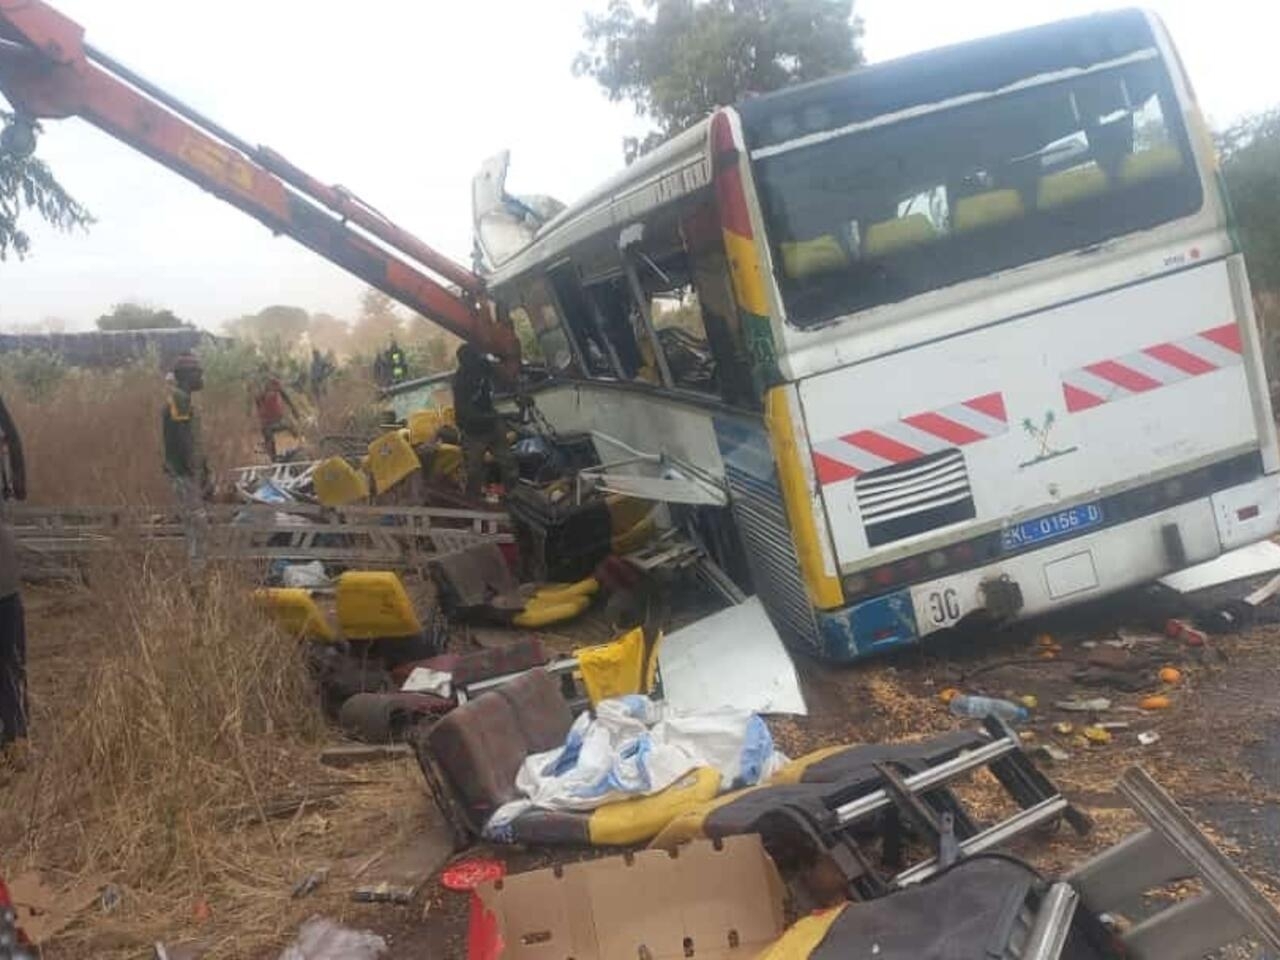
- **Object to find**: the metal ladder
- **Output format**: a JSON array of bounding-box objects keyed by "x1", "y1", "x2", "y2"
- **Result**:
[
  {"x1": 1022, "y1": 765, "x2": 1280, "y2": 960},
  {"x1": 777, "y1": 716, "x2": 1091, "y2": 900}
]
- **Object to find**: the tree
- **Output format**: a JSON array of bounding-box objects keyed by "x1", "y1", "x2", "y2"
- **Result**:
[
  {"x1": 96, "y1": 301, "x2": 190, "y2": 331},
  {"x1": 223, "y1": 304, "x2": 311, "y2": 346},
  {"x1": 574, "y1": 0, "x2": 863, "y2": 162},
  {"x1": 350, "y1": 288, "x2": 404, "y2": 356},
  {"x1": 1218, "y1": 107, "x2": 1280, "y2": 295},
  {"x1": 307, "y1": 312, "x2": 351, "y2": 356},
  {"x1": 0, "y1": 111, "x2": 94, "y2": 259}
]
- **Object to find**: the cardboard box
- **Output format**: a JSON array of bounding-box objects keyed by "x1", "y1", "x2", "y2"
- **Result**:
[{"x1": 469, "y1": 834, "x2": 785, "y2": 959}]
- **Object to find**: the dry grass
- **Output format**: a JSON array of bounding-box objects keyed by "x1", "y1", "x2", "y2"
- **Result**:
[
  {"x1": 0, "y1": 556, "x2": 433, "y2": 958},
  {"x1": 4, "y1": 364, "x2": 380, "y2": 507},
  {"x1": 6, "y1": 367, "x2": 256, "y2": 507}
]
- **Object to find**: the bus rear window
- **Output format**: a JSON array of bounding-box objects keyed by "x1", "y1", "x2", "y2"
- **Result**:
[{"x1": 752, "y1": 58, "x2": 1203, "y2": 328}]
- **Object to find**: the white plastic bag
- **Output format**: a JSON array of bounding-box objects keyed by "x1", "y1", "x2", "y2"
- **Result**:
[{"x1": 277, "y1": 917, "x2": 387, "y2": 960}]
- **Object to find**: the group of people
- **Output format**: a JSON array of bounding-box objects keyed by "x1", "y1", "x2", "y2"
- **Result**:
[{"x1": 162, "y1": 338, "x2": 516, "y2": 520}]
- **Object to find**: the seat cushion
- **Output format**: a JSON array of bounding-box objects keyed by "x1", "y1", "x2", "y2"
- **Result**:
[
  {"x1": 426, "y1": 691, "x2": 530, "y2": 825},
  {"x1": 492, "y1": 668, "x2": 574, "y2": 754}
]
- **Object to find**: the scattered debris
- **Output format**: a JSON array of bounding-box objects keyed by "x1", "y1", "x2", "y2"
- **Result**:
[
  {"x1": 277, "y1": 917, "x2": 387, "y2": 960},
  {"x1": 153, "y1": 943, "x2": 207, "y2": 960},
  {"x1": 1115, "y1": 629, "x2": 1165, "y2": 645},
  {"x1": 938, "y1": 687, "x2": 961, "y2": 704},
  {"x1": 1096, "y1": 721, "x2": 1131, "y2": 731},
  {"x1": 1166, "y1": 618, "x2": 1207, "y2": 647},
  {"x1": 1036, "y1": 743, "x2": 1072, "y2": 763},
  {"x1": 1082, "y1": 726, "x2": 1113, "y2": 745},
  {"x1": 1054, "y1": 722, "x2": 1075, "y2": 735},
  {"x1": 1055, "y1": 697, "x2": 1112, "y2": 712},
  {"x1": 1019, "y1": 694, "x2": 1039, "y2": 709},
  {"x1": 318, "y1": 743, "x2": 414, "y2": 768},
  {"x1": 291, "y1": 868, "x2": 329, "y2": 900},
  {"x1": 1087, "y1": 646, "x2": 1133, "y2": 670},
  {"x1": 351, "y1": 829, "x2": 453, "y2": 906},
  {"x1": 948, "y1": 694, "x2": 1029, "y2": 724},
  {"x1": 1159, "y1": 540, "x2": 1280, "y2": 593},
  {"x1": 1138, "y1": 731, "x2": 1162, "y2": 746},
  {"x1": 440, "y1": 858, "x2": 506, "y2": 892},
  {"x1": 1140, "y1": 695, "x2": 1173, "y2": 711},
  {"x1": 659, "y1": 597, "x2": 807, "y2": 716},
  {"x1": 99, "y1": 882, "x2": 122, "y2": 914}
]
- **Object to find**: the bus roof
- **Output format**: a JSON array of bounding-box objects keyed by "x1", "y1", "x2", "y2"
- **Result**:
[{"x1": 486, "y1": 118, "x2": 711, "y2": 291}]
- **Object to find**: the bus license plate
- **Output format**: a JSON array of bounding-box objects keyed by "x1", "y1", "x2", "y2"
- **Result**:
[{"x1": 1002, "y1": 503, "x2": 1104, "y2": 551}]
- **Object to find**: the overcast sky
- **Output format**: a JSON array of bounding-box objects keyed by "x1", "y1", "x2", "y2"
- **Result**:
[{"x1": 1, "y1": 0, "x2": 1275, "y2": 332}]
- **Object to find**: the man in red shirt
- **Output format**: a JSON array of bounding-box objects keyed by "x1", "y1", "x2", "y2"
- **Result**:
[{"x1": 253, "y1": 366, "x2": 301, "y2": 461}]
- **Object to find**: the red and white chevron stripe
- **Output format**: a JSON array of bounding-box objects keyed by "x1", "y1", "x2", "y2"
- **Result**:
[
  {"x1": 812, "y1": 392, "x2": 1008, "y2": 485},
  {"x1": 1062, "y1": 323, "x2": 1242, "y2": 413}
]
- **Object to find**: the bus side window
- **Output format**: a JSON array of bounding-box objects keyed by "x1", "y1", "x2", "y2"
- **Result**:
[
  {"x1": 585, "y1": 275, "x2": 655, "y2": 382},
  {"x1": 508, "y1": 306, "x2": 544, "y2": 364},
  {"x1": 519, "y1": 278, "x2": 577, "y2": 375},
  {"x1": 547, "y1": 261, "x2": 616, "y2": 379},
  {"x1": 633, "y1": 251, "x2": 721, "y2": 396}
]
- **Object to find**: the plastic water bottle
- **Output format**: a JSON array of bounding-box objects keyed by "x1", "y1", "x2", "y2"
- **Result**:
[{"x1": 948, "y1": 694, "x2": 1029, "y2": 725}]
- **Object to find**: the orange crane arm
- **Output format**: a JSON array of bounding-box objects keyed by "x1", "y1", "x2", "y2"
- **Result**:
[{"x1": 0, "y1": 0, "x2": 518, "y2": 364}]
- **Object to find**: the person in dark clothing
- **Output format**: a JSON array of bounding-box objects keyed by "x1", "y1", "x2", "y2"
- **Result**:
[
  {"x1": 0, "y1": 393, "x2": 28, "y2": 756},
  {"x1": 388, "y1": 338, "x2": 408, "y2": 385},
  {"x1": 309, "y1": 348, "x2": 335, "y2": 401},
  {"x1": 452, "y1": 344, "x2": 517, "y2": 498},
  {"x1": 162, "y1": 353, "x2": 211, "y2": 568}
]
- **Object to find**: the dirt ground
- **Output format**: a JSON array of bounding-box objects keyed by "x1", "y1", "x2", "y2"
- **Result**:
[{"x1": 18, "y1": 573, "x2": 1280, "y2": 957}]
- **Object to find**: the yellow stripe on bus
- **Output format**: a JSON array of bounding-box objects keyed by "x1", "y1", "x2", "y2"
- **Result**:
[
  {"x1": 722, "y1": 228, "x2": 771, "y2": 318},
  {"x1": 764, "y1": 387, "x2": 844, "y2": 610}
]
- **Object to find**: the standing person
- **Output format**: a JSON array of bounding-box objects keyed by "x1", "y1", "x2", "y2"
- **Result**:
[
  {"x1": 252, "y1": 365, "x2": 302, "y2": 461},
  {"x1": 308, "y1": 348, "x2": 334, "y2": 402},
  {"x1": 163, "y1": 353, "x2": 211, "y2": 569},
  {"x1": 0, "y1": 394, "x2": 28, "y2": 759},
  {"x1": 452, "y1": 344, "x2": 518, "y2": 498}
]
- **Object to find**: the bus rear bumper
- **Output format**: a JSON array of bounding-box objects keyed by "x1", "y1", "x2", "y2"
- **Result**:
[{"x1": 815, "y1": 473, "x2": 1280, "y2": 662}]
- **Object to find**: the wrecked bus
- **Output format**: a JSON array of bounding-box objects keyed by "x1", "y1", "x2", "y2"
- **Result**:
[{"x1": 479, "y1": 9, "x2": 1278, "y2": 660}]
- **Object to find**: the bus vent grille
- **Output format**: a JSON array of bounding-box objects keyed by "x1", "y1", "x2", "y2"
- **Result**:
[
  {"x1": 723, "y1": 464, "x2": 820, "y2": 650},
  {"x1": 856, "y1": 449, "x2": 976, "y2": 547}
]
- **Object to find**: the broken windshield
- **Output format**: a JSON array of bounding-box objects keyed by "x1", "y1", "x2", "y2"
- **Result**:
[{"x1": 750, "y1": 56, "x2": 1203, "y2": 328}]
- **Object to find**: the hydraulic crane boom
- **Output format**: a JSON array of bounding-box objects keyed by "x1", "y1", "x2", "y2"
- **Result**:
[{"x1": 0, "y1": 0, "x2": 518, "y2": 365}]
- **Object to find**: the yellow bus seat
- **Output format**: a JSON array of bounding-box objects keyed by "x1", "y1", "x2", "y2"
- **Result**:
[
  {"x1": 1120, "y1": 144, "x2": 1184, "y2": 184},
  {"x1": 512, "y1": 593, "x2": 590, "y2": 629},
  {"x1": 586, "y1": 767, "x2": 721, "y2": 846},
  {"x1": 407, "y1": 409, "x2": 446, "y2": 446},
  {"x1": 313, "y1": 456, "x2": 369, "y2": 507},
  {"x1": 336, "y1": 571, "x2": 423, "y2": 639},
  {"x1": 367, "y1": 429, "x2": 421, "y2": 495},
  {"x1": 574, "y1": 625, "x2": 661, "y2": 706},
  {"x1": 605, "y1": 494, "x2": 652, "y2": 535},
  {"x1": 863, "y1": 213, "x2": 937, "y2": 257},
  {"x1": 255, "y1": 588, "x2": 337, "y2": 642},
  {"x1": 780, "y1": 234, "x2": 848, "y2": 279},
  {"x1": 952, "y1": 189, "x2": 1025, "y2": 232},
  {"x1": 1037, "y1": 162, "x2": 1109, "y2": 209}
]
